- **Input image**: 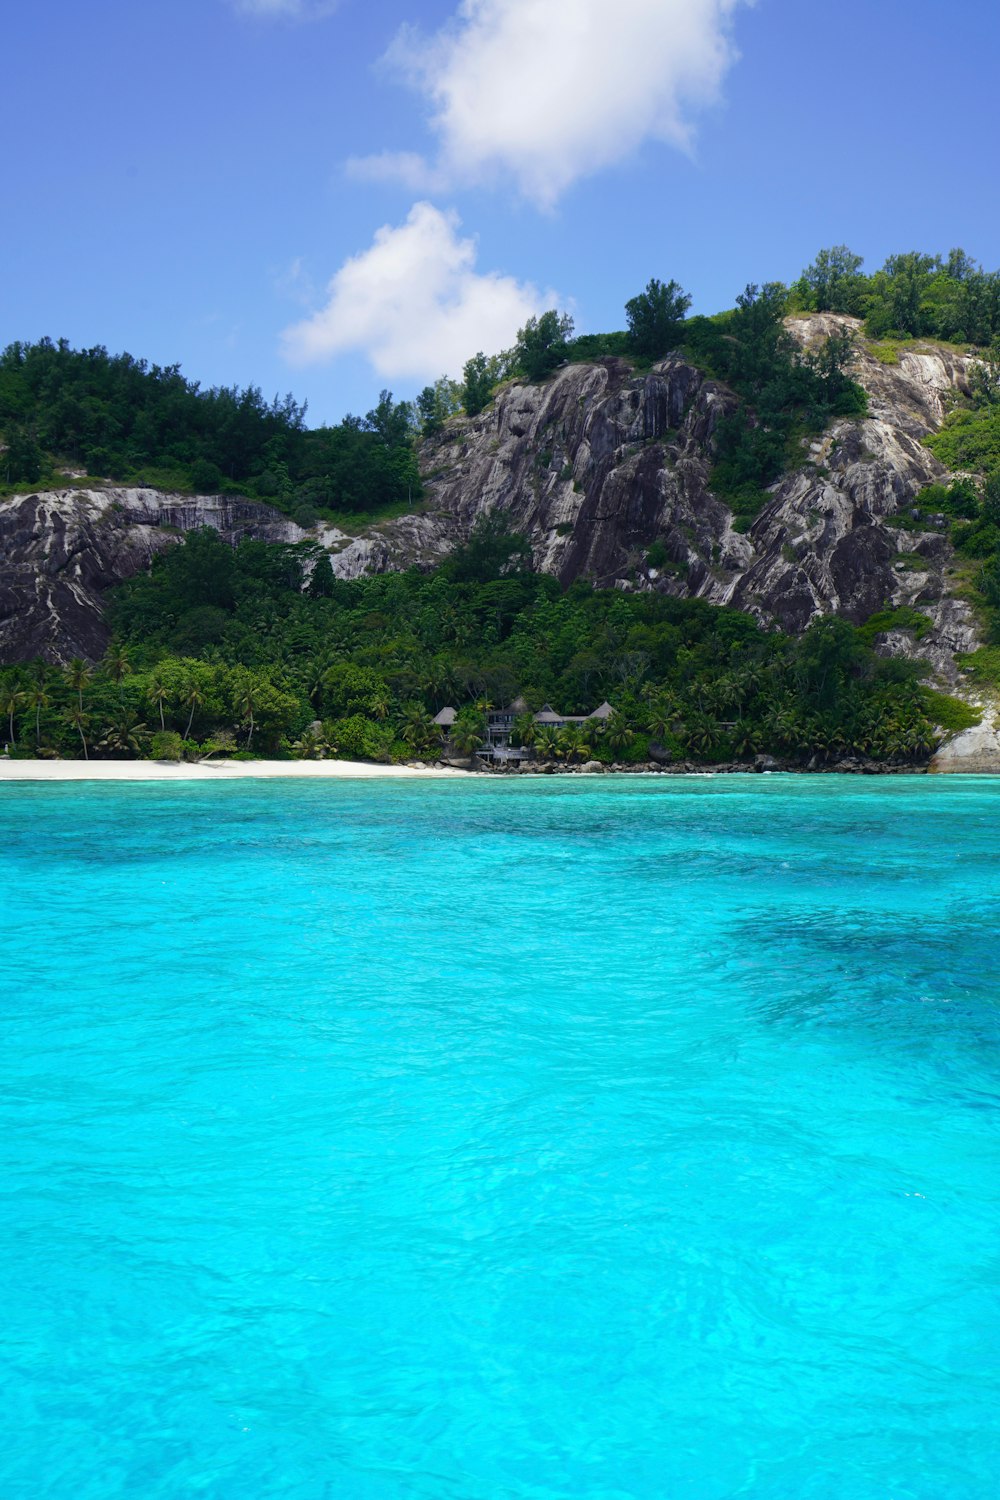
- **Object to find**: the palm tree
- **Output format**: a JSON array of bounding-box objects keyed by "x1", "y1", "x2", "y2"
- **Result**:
[
  {"x1": 604, "y1": 714, "x2": 635, "y2": 757},
  {"x1": 701, "y1": 678, "x2": 732, "y2": 718},
  {"x1": 148, "y1": 669, "x2": 169, "y2": 731},
  {"x1": 513, "y1": 712, "x2": 537, "y2": 749},
  {"x1": 683, "y1": 713, "x2": 724, "y2": 757},
  {"x1": 233, "y1": 678, "x2": 259, "y2": 750},
  {"x1": 66, "y1": 658, "x2": 91, "y2": 714},
  {"x1": 398, "y1": 703, "x2": 437, "y2": 753},
  {"x1": 103, "y1": 645, "x2": 131, "y2": 699},
  {"x1": 98, "y1": 711, "x2": 148, "y2": 759},
  {"x1": 65, "y1": 705, "x2": 90, "y2": 760},
  {"x1": 180, "y1": 678, "x2": 205, "y2": 740},
  {"x1": 534, "y1": 725, "x2": 559, "y2": 761},
  {"x1": 449, "y1": 721, "x2": 484, "y2": 758},
  {"x1": 556, "y1": 724, "x2": 588, "y2": 762},
  {"x1": 645, "y1": 697, "x2": 680, "y2": 743},
  {"x1": 731, "y1": 721, "x2": 759, "y2": 759},
  {"x1": 1, "y1": 683, "x2": 26, "y2": 746},
  {"x1": 295, "y1": 722, "x2": 338, "y2": 759},
  {"x1": 27, "y1": 676, "x2": 50, "y2": 748}
]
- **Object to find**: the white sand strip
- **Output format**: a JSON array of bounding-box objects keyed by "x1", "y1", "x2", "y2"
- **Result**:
[{"x1": 0, "y1": 758, "x2": 474, "y2": 782}]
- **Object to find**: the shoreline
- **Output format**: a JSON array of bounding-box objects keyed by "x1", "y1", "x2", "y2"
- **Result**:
[
  {"x1": 0, "y1": 756, "x2": 984, "y2": 783},
  {"x1": 0, "y1": 758, "x2": 474, "y2": 782}
]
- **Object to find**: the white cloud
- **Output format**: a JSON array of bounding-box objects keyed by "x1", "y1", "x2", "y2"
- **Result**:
[
  {"x1": 355, "y1": 0, "x2": 751, "y2": 207},
  {"x1": 344, "y1": 150, "x2": 445, "y2": 195},
  {"x1": 273, "y1": 256, "x2": 318, "y2": 307},
  {"x1": 280, "y1": 202, "x2": 557, "y2": 381},
  {"x1": 230, "y1": 0, "x2": 338, "y2": 19}
]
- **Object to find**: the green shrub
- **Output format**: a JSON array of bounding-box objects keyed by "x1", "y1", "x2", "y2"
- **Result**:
[
  {"x1": 858, "y1": 606, "x2": 931, "y2": 645},
  {"x1": 189, "y1": 459, "x2": 222, "y2": 493},
  {"x1": 330, "y1": 714, "x2": 396, "y2": 762},
  {"x1": 150, "y1": 730, "x2": 183, "y2": 761},
  {"x1": 915, "y1": 479, "x2": 979, "y2": 519},
  {"x1": 920, "y1": 689, "x2": 981, "y2": 733},
  {"x1": 926, "y1": 408, "x2": 1000, "y2": 473},
  {"x1": 956, "y1": 646, "x2": 1000, "y2": 688},
  {"x1": 953, "y1": 521, "x2": 1000, "y2": 557}
]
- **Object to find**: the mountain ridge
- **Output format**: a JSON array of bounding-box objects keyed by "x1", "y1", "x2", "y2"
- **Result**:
[{"x1": 1, "y1": 317, "x2": 982, "y2": 692}]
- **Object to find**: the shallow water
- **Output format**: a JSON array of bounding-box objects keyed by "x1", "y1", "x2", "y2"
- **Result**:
[{"x1": 1, "y1": 775, "x2": 997, "y2": 1498}]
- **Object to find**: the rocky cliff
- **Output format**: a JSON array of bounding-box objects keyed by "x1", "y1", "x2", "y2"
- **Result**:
[
  {"x1": 380, "y1": 313, "x2": 979, "y2": 686},
  {"x1": 0, "y1": 316, "x2": 984, "y2": 677},
  {"x1": 0, "y1": 489, "x2": 306, "y2": 663}
]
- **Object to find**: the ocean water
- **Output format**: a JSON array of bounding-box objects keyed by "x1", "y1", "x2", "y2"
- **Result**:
[{"x1": 0, "y1": 775, "x2": 997, "y2": 1500}]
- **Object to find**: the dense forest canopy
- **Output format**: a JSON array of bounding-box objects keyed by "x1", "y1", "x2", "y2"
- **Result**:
[
  {"x1": 4, "y1": 241, "x2": 1000, "y2": 762},
  {"x1": 0, "y1": 341, "x2": 420, "y2": 524},
  {"x1": 4, "y1": 245, "x2": 998, "y2": 528},
  {"x1": 0, "y1": 519, "x2": 978, "y2": 766}
]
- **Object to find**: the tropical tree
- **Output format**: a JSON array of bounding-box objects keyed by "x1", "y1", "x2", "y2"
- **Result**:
[
  {"x1": 625, "y1": 277, "x2": 691, "y2": 359},
  {"x1": 513, "y1": 712, "x2": 537, "y2": 748},
  {"x1": 795, "y1": 246, "x2": 866, "y2": 315},
  {"x1": 398, "y1": 703, "x2": 438, "y2": 753},
  {"x1": 65, "y1": 705, "x2": 90, "y2": 760},
  {"x1": 514, "y1": 310, "x2": 575, "y2": 382},
  {"x1": 103, "y1": 645, "x2": 131, "y2": 698},
  {"x1": 180, "y1": 677, "x2": 206, "y2": 740},
  {"x1": 148, "y1": 668, "x2": 169, "y2": 730},
  {"x1": 534, "y1": 725, "x2": 559, "y2": 760},
  {"x1": 26, "y1": 671, "x2": 50, "y2": 748},
  {"x1": 65, "y1": 658, "x2": 91, "y2": 713},
  {"x1": 731, "y1": 721, "x2": 759, "y2": 759},
  {"x1": 98, "y1": 711, "x2": 148, "y2": 758},
  {"x1": 201, "y1": 729, "x2": 237, "y2": 760},
  {"x1": 645, "y1": 694, "x2": 682, "y2": 742},
  {"x1": 449, "y1": 720, "x2": 484, "y2": 758},
  {"x1": 683, "y1": 714, "x2": 724, "y2": 757},
  {"x1": 556, "y1": 724, "x2": 588, "y2": 761},
  {"x1": 1, "y1": 682, "x2": 26, "y2": 745},
  {"x1": 604, "y1": 713, "x2": 635, "y2": 757},
  {"x1": 461, "y1": 352, "x2": 495, "y2": 418},
  {"x1": 231, "y1": 673, "x2": 260, "y2": 750}
]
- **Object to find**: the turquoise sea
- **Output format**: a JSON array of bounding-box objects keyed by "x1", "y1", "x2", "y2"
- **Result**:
[{"x1": 1, "y1": 775, "x2": 998, "y2": 1499}]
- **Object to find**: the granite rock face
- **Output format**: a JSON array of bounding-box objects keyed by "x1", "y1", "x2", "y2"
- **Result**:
[
  {"x1": 400, "y1": 315, "x2": 980, "y2": 683},
  {"x1": 930, "y1": 709, "x2": 1000, "y2": 773},
  {"x1": 0, "y1": 488, "x2": 306, "y2": 664},
  {"x1": 0, "y1": 318, "x2": 986, "y2": 680}
]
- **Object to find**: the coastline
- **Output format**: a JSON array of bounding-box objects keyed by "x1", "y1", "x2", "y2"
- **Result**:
[
  {"x1": 0, "y1": 755, "x2": 953, "y2": 782},
  {"x1": 0, "y1": 758, "x2": 474, "y2": 782}
]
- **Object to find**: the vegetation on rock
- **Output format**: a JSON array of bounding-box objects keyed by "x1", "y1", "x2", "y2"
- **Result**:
[
  {"x1": 0, "y1": 340, "x2": 420, "y2": 522},
  {"x1": 0, "y1": 519, "x2": 957, "y2": 766}
]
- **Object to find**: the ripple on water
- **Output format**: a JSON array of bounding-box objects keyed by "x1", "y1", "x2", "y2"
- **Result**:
[{"x1": 1, "y1": 776, "x2": 998, "y2": 1498}]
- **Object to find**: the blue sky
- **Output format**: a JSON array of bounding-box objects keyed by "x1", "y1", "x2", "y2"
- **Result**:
[{"x1": 5, "y1": 0, "x2": 999, "y2": 425}]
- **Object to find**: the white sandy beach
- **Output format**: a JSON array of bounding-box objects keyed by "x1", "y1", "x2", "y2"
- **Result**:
[{"x1": 0, "y1": 758, "x2": 473, "y2": 782}]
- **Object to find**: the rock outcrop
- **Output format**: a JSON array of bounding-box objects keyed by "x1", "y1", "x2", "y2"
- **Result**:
[
  {"x1": 0, "y1": 488, "x2": 306, "y2": 663},
  {"x1": 401, "y1": 315, "x2": 981, "y2": 685},
  {"x1": 0, "y1": 317, "x2": 986, "y2": 679},
  {"x1": 929, "y1": 709, "x2": 1000, "y2": 773}
]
